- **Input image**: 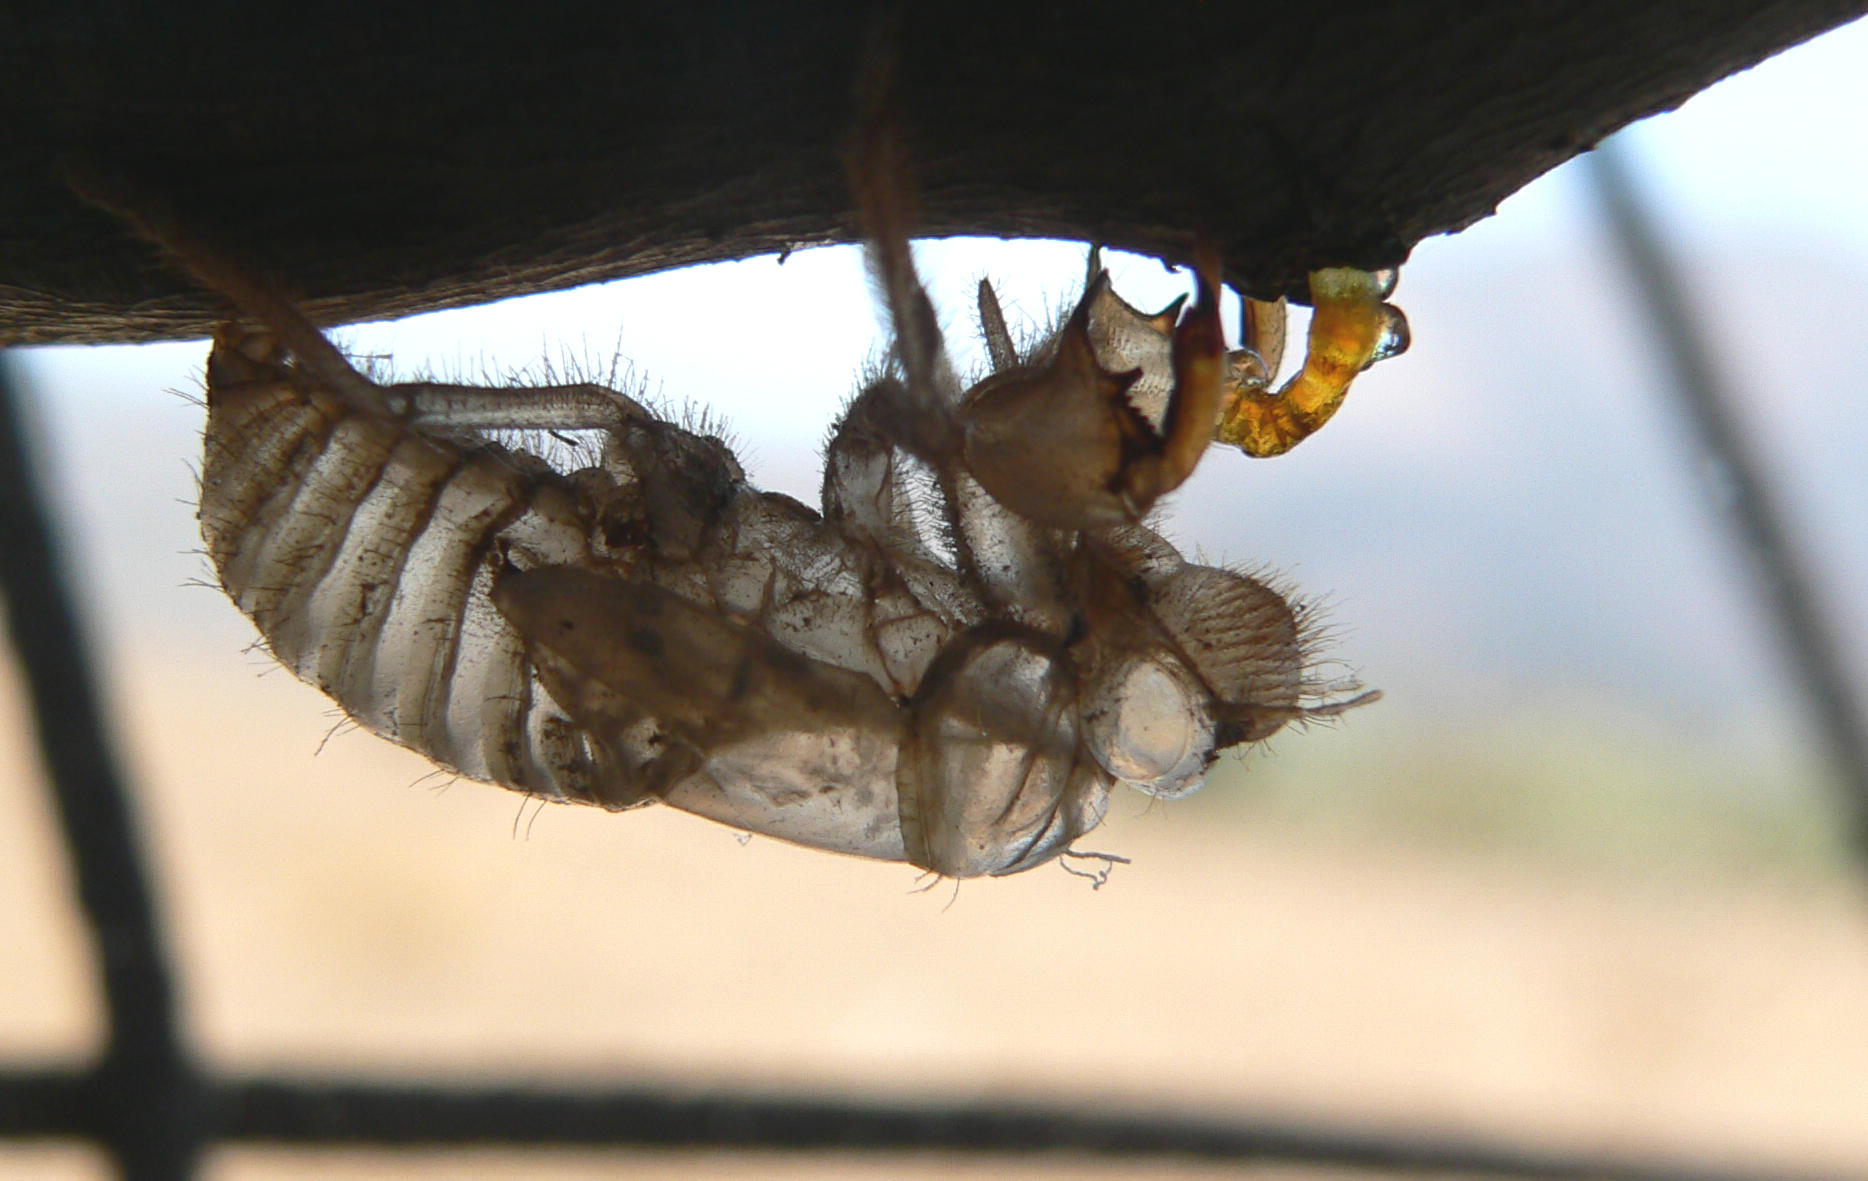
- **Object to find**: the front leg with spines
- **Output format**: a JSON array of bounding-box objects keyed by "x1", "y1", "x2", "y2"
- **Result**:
[{"x1": 380, "y1": 381, "x2": 655, "y2": 435}]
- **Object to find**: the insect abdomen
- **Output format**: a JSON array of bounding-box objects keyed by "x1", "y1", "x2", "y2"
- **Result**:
[{"x1": 198, "y1": 325, "x2": 610, "y2": 805}]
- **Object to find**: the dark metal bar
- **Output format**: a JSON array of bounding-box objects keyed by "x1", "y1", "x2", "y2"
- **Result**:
[
  {"x1": 210, "y1": 1077, "x2": 1861, "y2": 1181},
  {"x1": 0, "y1": 1069, "x2": 90, "y2": 1139},
  {"x1": 0, "y1": 355, "x2": 204, "y2": 1179},
  {"x1": 1584, "y1": 137, "x2": 1868, "y2": 857},
  {"x1": 0, "y1": 1076, "x2": 1853, "y2": 1181},
  {"x1": 2, "y1": 1069, "x2": 1855, "y2": 1181}
]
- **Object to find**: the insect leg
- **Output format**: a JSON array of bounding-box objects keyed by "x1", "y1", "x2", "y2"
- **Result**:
[
  {"x1": 847, "y1": 37, "x2": 966, "y2": 452},
  {"x1": 976, "y1": 279, "x2": 1018, "y2": 373},
  {"x1": 1139, "y1": 247, "x2": 1228, "y2": 501},
  {"x1": 834, "y1": 372, "x2": 1075, "y2": 634},
  {"x1": 67, "y1": 160, "x2": 657, "y2": 436},
  {"x1": 953, "y1": 250, "x2": 1222, "y2": 530},
  {"x1": 64, "y1": 161, "x2": 389, "y2": 414},
  {"x1": 822, "y1": 378, "x2": 932, "y2": 559},
  {"x1": 818, "y1": 379, "x2": 979, "y2": 694},
  {"x1": 844, "y1": 101, "x2": 1074, "y2": 630},
  {"x1": 378, "y1": 380, "x2": 655, "y2": 433},
  {"x1": 494, "y1": 567, "x2": 913, "y2": 862},
  {"x1": 897, "y1": 623, "x2": 1111, "y2": 877},
  {"x1": 1238, "y1": 295, "x2": 1287, "y2": 385}
]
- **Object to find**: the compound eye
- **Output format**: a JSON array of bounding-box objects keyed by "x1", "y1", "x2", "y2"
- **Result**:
[{"x1": 1084, "y1": 653, "x2": 1216, "y2": 798}]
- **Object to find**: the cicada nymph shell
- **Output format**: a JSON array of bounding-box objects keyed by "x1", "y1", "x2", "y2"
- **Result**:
[{"x1": 183, "y1": 231, "x2": 1384, "y2": 879}]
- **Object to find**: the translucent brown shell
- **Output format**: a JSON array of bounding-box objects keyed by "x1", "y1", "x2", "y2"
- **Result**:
[{"x1": 188, "y1": 241, "x2": 1379, "y2": 878}]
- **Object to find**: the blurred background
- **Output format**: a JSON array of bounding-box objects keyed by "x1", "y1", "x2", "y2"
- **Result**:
[{"x1": 4, "y1": 16, "x2": 1867, "y2": 1181}]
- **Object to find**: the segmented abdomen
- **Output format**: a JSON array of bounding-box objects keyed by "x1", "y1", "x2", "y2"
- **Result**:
[{"x1": 197, "y1": 325, "x2": 611, "y2": 805}]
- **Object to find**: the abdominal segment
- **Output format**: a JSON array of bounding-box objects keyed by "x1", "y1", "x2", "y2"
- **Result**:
[{"x1": 198, "y1": 325, "x2": 609, "y2": 804}]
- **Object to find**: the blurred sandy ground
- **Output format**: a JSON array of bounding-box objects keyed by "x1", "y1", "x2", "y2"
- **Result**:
[{"x1": 4, "y1": 627, "x2": 1867, "y2": 1180}]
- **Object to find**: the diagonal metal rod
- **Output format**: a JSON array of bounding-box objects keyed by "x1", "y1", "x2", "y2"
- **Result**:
[
  {"x1": 0, "y1": 354, "x2": 204, "y2": 1179},
  {"x1": 1584, "y1": 137, "x2": 1868, "y2": 860}
]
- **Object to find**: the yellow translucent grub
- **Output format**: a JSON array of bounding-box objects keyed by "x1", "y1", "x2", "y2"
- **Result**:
[{"x1": 1217, "y1": 267, "x2": 1389, "y2": 457}]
